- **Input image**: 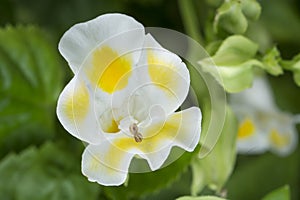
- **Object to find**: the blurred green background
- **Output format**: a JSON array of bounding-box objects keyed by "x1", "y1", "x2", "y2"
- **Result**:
[{"x1": 0, "y1": 0, "x2": 300, "y2": 199}]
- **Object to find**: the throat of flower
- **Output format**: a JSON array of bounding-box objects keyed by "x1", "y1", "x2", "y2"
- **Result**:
[{"x1": 129, "y1": 123, "x2": 143, "y2": 143}]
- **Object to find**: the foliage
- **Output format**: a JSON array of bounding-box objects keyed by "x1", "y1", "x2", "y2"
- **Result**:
[
  {"x1": 0, "y1": 142, "x2": 100, "y2": 200},
  {"x1": 177, "y1": 196, "x2": 227, "y2": 200},
  {"x1": 262, "y1": 185, "x2": 290, "y2": 200},
  {"x1": 0, "y1": 26, "x2": 63, "y2": 158},
  {"x1": 191, "y1": 106, "x2": 237, "y2": 195}
]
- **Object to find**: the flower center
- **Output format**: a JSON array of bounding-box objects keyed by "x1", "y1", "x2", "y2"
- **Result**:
[{"x1": 129, "y1": 123, "x2": 143, "y2": 143}]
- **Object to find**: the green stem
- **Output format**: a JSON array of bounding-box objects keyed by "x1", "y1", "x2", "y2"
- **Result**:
[{"x1": 178, "y1": 0, "x2": 205, "y2": 45}]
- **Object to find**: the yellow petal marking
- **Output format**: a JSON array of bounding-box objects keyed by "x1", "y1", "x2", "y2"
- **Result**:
[
  {"x1": 237, "y1": 118, "x2": 256, "y2": 139},
  {"x1": 269, "y1": 129, "x2": 290, "y2": 148},
  {"x1": 147, "y1": 50, "x2": 178, "y2": 95},
  {"x1": 88, "y1": 46, "x2": 132, "y2": 94},
  {"x1": 64, "y1": 82, "x2": 89, "y2": 122},
  {"x1": 99, "y1": 110, "x2": 120, "y2": 134},
  {"x1": 105, "y1": 112, "x2": 184, "y2": 168},
  {"x1": 106, "y1": 119, "x2": 119, "y2": 133}
]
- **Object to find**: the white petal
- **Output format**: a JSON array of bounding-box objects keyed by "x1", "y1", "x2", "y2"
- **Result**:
[
  {"x1": 230, "y1": 76, "x2": 277, "y2": 112},
  {"x1": 59, "y1": 13, "x2": 145, "y2": 74},
  {"x1": 237, "y1": 133, "x2": 269, "y2": 154},
  {"x1": 82, "y1": 140, "x2": 135, "y2": 186},
  {"x1": 139, "y1": 107, "x2": 201, "y2": 170},
  {"x1": 134, "y1": 34, "x2": 190, "y2": 115},
  {"x1": 267, "y1": 113, "x2": 298, "y2": 156},
  {"x1": 235, "y1": 114, "x2": 269, "y2": 154},
  {"x1": 56, "y1": 76, "x2": 104, "y2": 144}
]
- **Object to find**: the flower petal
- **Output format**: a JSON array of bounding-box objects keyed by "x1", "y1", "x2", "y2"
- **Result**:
[
  {"x1": 82, "y1": 140, "x2": 135, "y2": 186},
  {"x1": 237, "y1": 132, "x2": 269, "y2": 154},
  {"x1": 81, "y1": 106, "x2": 201, "y2": 184},
  {"x1": 128, "y1": 107, "x2": 201, "y2": 170},
  {"x1": 230, "y1": 76, "x2": 276, "y2": 111},
  {"x1": 235, "y1": 113, "x2": 269, "y2": 154},
  {"x1": 59, "y1": 13, "x2": 145, "y2": 74},
  {"x1": 135, "y1": 34, "x2": 190, "y2": 115},
  {"x1": 267, "y1": 113, "x2": 298, "y2": 156},
  {"x1": 56, "y1": 76, "x2": 104, "y2": 144}
]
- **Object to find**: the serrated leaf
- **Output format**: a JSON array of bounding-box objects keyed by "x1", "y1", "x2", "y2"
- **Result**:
[
  {"x1": 103, "y1": 146, "x2": 199, "y2": 200},
  {"x1": 0, "y1": 142, "x2": 100, "y2": 200},
  {"x1": 176, "y1": 195, "x2": 227, "y2": 200},
  {"x1": 0, "y1": 26, "x2": 63, "y2": 157},
  {"x1": 262, "y1": 185, "x2": 290, "y2": 200},
  {"x1": 191, "y1": 106, "x2": 237, "y2": 195}
]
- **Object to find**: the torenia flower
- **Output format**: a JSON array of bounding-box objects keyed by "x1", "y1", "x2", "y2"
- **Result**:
[
  {"x1": 56, "y1": 13, "x2": 201, "y2": 185},
  {"x1": 230, "y1": 76, "x2": 298, "y2": 156}
]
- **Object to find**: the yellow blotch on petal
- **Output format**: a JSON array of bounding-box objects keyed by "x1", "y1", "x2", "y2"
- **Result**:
[
  {"x1": 237, "y1": 118, "x2": 256, "y2": 139},
  {"x1": 88, "y1": 46, "x2": 132, "y2": 94},
  {"x1": 99, "y1": 110, "x2": 120, "y2": 133},
  {"x1": 269, "y1": 129, "x2": 290, "y2": 148},
  {"x1": 104, "y1": 112, "x2": 184, "y2": 169},
  {"x1": 147, "y1": 50, "x2": 178, "y2": 93},
  {"x1": 64, "y1": 83, "x2": 90, "y2": 122},
  {"x1": 114, "y1": 112, "x2": 182, "y2": 153},
  {"x1": 105, "y1": 119, "x2": 119, "y2": 133}
]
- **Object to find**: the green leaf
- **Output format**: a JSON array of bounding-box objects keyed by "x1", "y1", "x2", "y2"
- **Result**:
[
  {"x1": 191, "y1": 106, "x2": 237, "y2": 195},
  {"x1": 216, "y1": 59, "x2": 259, "y2": 93},
  {"x1": 261, "y1": 47, "x2": 283, "y2": 76},
  {"x1": 103, "y1": 146, "x2": 199, "y2": 200},
  {"x1": 0, "y1": 142, "x2": 100, "y2": 200},
  {"x1": 199, "y1": 35, "x2": 261, "y2": 92},
  {"x1": 176, "y1": 195, "x2": 227, "y2": 200},
  {"x1": 0, "y1": 26, "x2": 63, "y2": 157},
  {"x1": 213, "y1": 35, "x2": 258, "y2": 65},
  {"x1": 226, "y1": 147, "x2": 299, "y2": 200},
  {"x1": 262, "y1": 185, "x2": 290, "y2": 200}
]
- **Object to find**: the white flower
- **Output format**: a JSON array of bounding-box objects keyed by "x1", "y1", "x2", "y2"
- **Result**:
[
  {"x1": 230, "y1": 76, "x2": 298, "y2": 156},
  {"x1": 56, "y1": 13, "x2": 202, "y2": 186}
]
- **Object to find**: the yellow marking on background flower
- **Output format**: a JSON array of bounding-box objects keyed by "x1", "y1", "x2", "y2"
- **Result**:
[
  {"x1": 237, "y1": 118, "x2": 256, "y2": 139},
  {"x1": 147, "y1": 50, "x2": 178, "y2": 94},
  {"x1": 64, "y1": 83, "x2": 89, "y2": 122},
  {"x1": 88, "y1": 46, "x2": 132, "y2": 94},
  {"x1": 269, "y1": 129, "x2": 290, "y2": 148}
]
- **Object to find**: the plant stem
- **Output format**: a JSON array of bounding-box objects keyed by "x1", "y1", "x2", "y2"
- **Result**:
[{"x1": 178, "y1": 0, "x2": 205, "y2": 45}]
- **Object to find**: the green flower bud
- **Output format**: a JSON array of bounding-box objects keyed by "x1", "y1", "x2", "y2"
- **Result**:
[
  {"x1": 261, "y1": 47, "x2": 283, "y2": 76},
  {"x1": 241, "y1": 0, "x2": 262, "y2": 21},
  {"x1": 214, "y1": 0, "x2": 248, "y2": 34}
]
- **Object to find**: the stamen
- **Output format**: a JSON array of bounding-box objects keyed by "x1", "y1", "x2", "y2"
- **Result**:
[
  {"x1": 134, "y1": 133, "x2": 143, "y2": 143},
  {"x1": 129, "y1": 123, "x2": 138, "y2": 133},
  {"x1": 129, "y1": 123, "x2": 143, "y2": 143}
]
